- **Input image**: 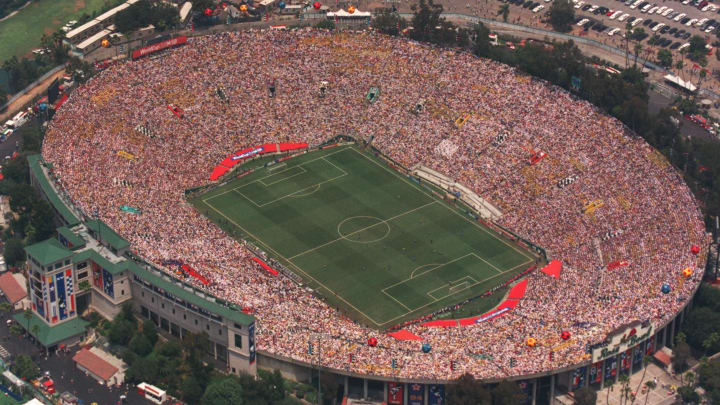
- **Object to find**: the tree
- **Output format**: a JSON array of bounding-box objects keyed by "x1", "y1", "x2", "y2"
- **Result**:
[
  {"x1": 0, "y1": 302, "x2": 12, "y2": 316},
  {"x1": 702, "y1": 332, "x2": 720, "y2": 354},
  {"x1": 115, "y1": 0, "x2": 179, "y2": 34},
  {"x1": 372, "y1": 8, "x2": 406, "y2": 36},
  {"x1": 182, "y1": 375, "x2": 205, "y2": 403},
  {"x1": 549, "y1": 0, "x2": 575, "y2": 32},
  {"x1": 410, "y1": 0, "x2": 444, "y2": 43},
  {"x1": 643, "y1": 381, "x2": 656, "y2": 405},
  {"x1": 314, "y1": 20, "x2": 336, "y2": 30},
  {"x1": 2, "y1": 155, "x2": 29, "y2": 184},
  {"x1": 631, "y1": 27, "x2": 646, "y2": 41},
  {"x1": 78, "y1": 280, "x2": 91, "y2": 292},
  {"x1": 688, "y1": 35, "x2": 707, "y2": 62},
  {"x1": 9, "y1": 324, "x2": 23, "y2": 337},
  {"x1": 0, "y1": 87, "x2": 6, "y2": 107},
  {"x1": 108, "y1": 319, "x2": 136, "y2": 346},
  {"x1": 446, "y1": 373, "x2": 492, "y2": 405},
  {"x1": 191, "y1": 0, "x2": 214, "y2": 12},
  {"x1": 497, "y1": 4, "x2": 510, "y2": 22},
  {"x1": 128, "y1": 334, "x2": 153, "y2": 357},
  {"x1": 11, "y1": 355, "x2": 40, "y2": 380},
  {"x1": 618, "y1": 373, "x2": 631, "y2": 405},
  {"x1": 22, "y1": 308, "x2": 32, "y2": 335},
  {"x1": 673, "y1": 342, "x2": 691, "y2": 373},
  {"x1": 677, "y1": 386, "x2": 700, "y2": 404},
  {"x1": 472, "y1": 23, "x2": 491, "y2": 57},
  {"x1": 698, "y1": 360, "x2": 720, "y2": 404},
  {"x1": 684, "y1": 308, "x2": 720, "y2": 353},
  {"x1": 491, "y1": 380, "x2": 526, "y2": 405},
  {"x1": 657, "y1": 49, "x2": 672, "y2": 68},
  {"x1": 631, "y1": 355, "x2": 653, "y2": 405},
  {"x1": 573, "y1": 386, "x2": 597, "y2": 405},
  {"x1": 142, "y1": 319, "x2": 158, "y2": 347},
  {"x1": 634, "y1": 43, "x2": 643, "y2": 66},
  {"x1": 260, "y1": 369, "x2": 286, "y2": 403},
  {"x1": 202, "y1": 377, "x2": 244, "y2": 405}
]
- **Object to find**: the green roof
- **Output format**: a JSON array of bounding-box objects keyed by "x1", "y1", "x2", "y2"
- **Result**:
[
  {"x1": 24, "y1": 239, "x2": 72, "y2": 267},
  {"x1": 13, "y1": 312, "x2": 87, "y2": 347},
  {"x1": 85, "y1": 219, "x2": 130, "y2": 251},
  {"x1": 27, "y1": 155, "x2": 81, "y2": 227},
  {"x1": 126, "y1": 261, "x2": 255, "y2": 326},
  {"x1": 72, "y1": 249, "x2": 122, "y2": 275},
  {"x1": 57, "y1": 226, "x2": 86, "y2": 250}
]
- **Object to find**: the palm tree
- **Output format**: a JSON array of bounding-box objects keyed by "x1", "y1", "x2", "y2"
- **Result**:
[
  {"x1": 31, "y1": 325, "x2": 39, "y2": 340},
  {"x1": 625, "y1": 22, "x2": 633, "y2": 68},
  {"x1": 0, "y1": 302, "x2": 12, "y2": 317},
  {"x1": 630, "y1": 355, "x2": 653, "y2": 404},
  {"x1": 643, "y1": 381, "x2": 656, "y2": 405},
  {"x1": 634, "y1": 43, "x2": 643, "y2": 67},
  {"x1": 683, "y1": 371, "x2": 696, "y2": 388},
  {"x1": 22, "y1": 309, "x2": 32, "y2": 336},
  {"x1": 676, "y1": 60, "x2": 685, "y2": 80},
  {"x1": 497, "y1": 4, "x2": 510, "y2": 22},
  {"x1": 619, "y1": 373, "x2": 631, "y2": 405},
  {"x1": 606, "y1": 380, "x2": 615, "y2": 405}
]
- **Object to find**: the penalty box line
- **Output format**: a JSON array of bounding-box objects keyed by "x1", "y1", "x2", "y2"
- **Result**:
[
  {"x1": 234, "y1": 156, "x2": 348, "y2": 208},
  {"x1": 202, "y1": 145, "x2": 352, "y2": 206},
  {"x1": 381, "y1": 252, "x2": 524, "y2": 313}
]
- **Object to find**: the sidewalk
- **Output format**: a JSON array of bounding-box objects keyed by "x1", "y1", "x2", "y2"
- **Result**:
[{"x1": 595, "y1": 364, "x2": 681, "y2": 405}]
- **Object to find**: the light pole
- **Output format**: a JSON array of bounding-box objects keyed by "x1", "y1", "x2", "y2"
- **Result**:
[{"x1": 309, "y1": 332, "x2": 329, "y2": 405}]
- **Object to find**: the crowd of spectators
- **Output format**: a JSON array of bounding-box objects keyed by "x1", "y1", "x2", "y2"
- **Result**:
[{"x1": 41, "y1": 29, "x2": 709, "y2": 380}]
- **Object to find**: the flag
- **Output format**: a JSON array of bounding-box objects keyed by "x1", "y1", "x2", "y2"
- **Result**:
[{"x1": 388, "y1": 382, "x2": 403, "y2": 405}]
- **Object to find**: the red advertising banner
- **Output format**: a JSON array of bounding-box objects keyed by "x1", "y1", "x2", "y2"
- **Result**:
[
  {"x1": 388, "y1": 382, "x2": 403, "y2": 405},
  {"x1": 132, "y1": 36, "x2": 188, "y2": 60}
]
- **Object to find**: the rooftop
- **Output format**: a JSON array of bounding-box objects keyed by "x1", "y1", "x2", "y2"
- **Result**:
[
  {"x1": 57, "y1": 226, "x2": 86, "y2": 250},
  {"x1": 72, "y1": 348, "x2": 118, "y2": 381},
  {"x1": 24, "y1": 239, "x2": 72, "y2": 267},
  {"x1": 85, "y1": 219, "x2": 130, "y2": 251},
  {"x1": 13, "y1": 312, "x2": 88, "y2": 347},
  {"x1": 0, "y1": 272, "x2": 26, "y2": 304}
]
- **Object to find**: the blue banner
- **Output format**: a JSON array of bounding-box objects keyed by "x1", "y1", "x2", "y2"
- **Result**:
[
  {"x1": 102, "y1": 268, "x2": 114, "y2": 298},
  {"x1": 428, "y1": 384, "x2": 444, "y2": 405},
  {"x1": 248, "y1": 322, "x2": 256, "y2": 364},
  {"x1": 604, "y1": 357, "x2": 617, "y2": 381},
  {"x1": 408, "y1": 383, "x2": 423, "y2": 405},
  {"x1": 572, "y1": 367, "x2": 586, "y2": 390},
  {"x1": 56, "y1": 272, "x2": 67, "y2": 320},
  {"x1": 632, "y1": 345, "x2": 643, "y2": 370}
]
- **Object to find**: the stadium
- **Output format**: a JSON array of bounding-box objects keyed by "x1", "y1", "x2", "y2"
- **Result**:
[{"x1": 37, "y1": 29, "x2": 709, "y2": 403}]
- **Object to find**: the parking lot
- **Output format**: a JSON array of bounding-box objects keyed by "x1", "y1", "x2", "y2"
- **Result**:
[{"x1": 501, "y1": 0, "x2": 720, "y2": 52}]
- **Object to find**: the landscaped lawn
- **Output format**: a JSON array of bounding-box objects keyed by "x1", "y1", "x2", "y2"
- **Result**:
[{"x1": 0, "y1": 0, "x2": 110, "y2": 63}]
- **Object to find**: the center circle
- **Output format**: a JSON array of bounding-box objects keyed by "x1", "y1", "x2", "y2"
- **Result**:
[{"x1": 337, "y1": 216, "x2": 391, "y2": 244}]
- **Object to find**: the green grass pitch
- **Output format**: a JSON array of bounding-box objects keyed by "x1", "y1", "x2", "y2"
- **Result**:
[{"x1": 192, "y1": 145, "x2": 535, "y2": 329}]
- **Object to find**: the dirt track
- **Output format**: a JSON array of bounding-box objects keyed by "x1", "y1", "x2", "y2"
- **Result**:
[{"x1": 0, "y1": 67, "x2": 65, "y2": 122}]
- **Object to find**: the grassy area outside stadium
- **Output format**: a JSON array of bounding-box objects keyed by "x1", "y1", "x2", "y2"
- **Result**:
[
  {"x1": 192, "y1": 144, "x2": 537, "y2": 330},
  {"x1": 0, "y1": 0, "x2": 111, "y2": 63}
]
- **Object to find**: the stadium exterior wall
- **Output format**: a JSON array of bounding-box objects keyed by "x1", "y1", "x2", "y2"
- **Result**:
[{"x1": 29, "y1": 147, "x2": 706, "y2": 401}]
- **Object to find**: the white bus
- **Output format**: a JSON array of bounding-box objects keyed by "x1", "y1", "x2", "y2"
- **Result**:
[{"x1": 136, "y1": 383, "x2": 166, "y2": 404}]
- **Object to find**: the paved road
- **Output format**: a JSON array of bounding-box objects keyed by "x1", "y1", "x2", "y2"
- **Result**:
[{"x1": 0, "y1": 311, "x2": 147, "y2": 405}]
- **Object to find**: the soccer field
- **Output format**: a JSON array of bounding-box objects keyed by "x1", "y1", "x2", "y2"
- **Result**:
[{"x1": 193, "y1": 145, "x2": 535, "y2": 329}]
